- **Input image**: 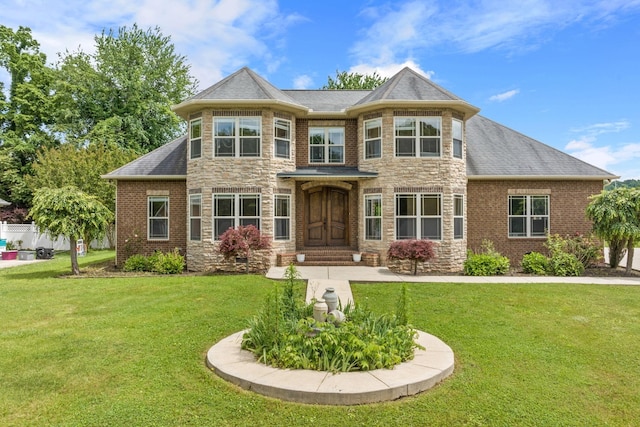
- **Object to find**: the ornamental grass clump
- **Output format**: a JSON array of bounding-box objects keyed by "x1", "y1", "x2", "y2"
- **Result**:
[{"x1": 241, "y1": 265, "x2": 422, "y2": 372}]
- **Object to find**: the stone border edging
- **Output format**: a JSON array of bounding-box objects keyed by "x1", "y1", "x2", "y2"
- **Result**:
[{"x1": 206, "y1": 330, "x2": 454, "y2": 405}]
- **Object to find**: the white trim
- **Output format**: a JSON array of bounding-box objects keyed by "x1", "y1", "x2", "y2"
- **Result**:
[
  {"x1": 364, "y1": 194, "x2": 382, "y2": 240},
  {"x1": 363, "y1": 118, "x2": 382, "y2": 160},
  {"x1": 273, "y1": 194, "x2": 291, "y2": 241},
  {"x1": 308, "y1": 126, "x2": 345, "y2": 164},
  {"x1": 213, "y1": 116, "x2": 262, "y2": 158},
  {"x1": 147, "y1": 196, "x2": 169, "y2": 241}
]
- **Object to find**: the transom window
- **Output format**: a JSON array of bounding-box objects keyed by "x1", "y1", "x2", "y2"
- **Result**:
[
  {"x1": 309, "y1": 127, "x2": 344, "y2": 163},
  {"x1": 274, "y1": 119, "x2": 291, "y2": 159},
  {"x1": 454, "y1": 195, "x2": 464, "y2": 239},
  {"x1": 214, "y1": 117, "x2": 261, "y2": 157},
  {"x1": 213, "y1": 194, "x2": 261, "y2": 239},
  {"x1": 274, "y1": 195, "x2": 291, "y2": 240},
  {"x1": 452, "y1": 119, "x2": 463, "y2": 159},
  {"x1": 364, "y1": 118, "x2": 382, "y2": 159},
  {"x1": 190, "y1": 118, "x2": 202, "y2": 159},
  {"x1": 395, "y1": 194, "x2": 442, "y2": 240},
  {"x1": 394, "y1": 117, "x2": 441, "y2": 157},
  {"x1": 148, "y1": 196, "x2": 169, "y2": 240},
  {"x1": 508, "y1": 195, "x2": 549, "y2": 237},
  {"x1": 364, "y1": 194, "x2": 382, "y2": 240},
  {"x1": 189, "y1": 194, "x2": 202, "y2": 241}
]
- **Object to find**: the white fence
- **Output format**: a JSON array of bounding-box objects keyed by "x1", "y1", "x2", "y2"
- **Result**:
[
  {"x1": 0, "y1": 221, "x2": 109, "y2": 251},
  {"x1": 603, "y1": 247, "x2": 640, "y2": 271}
]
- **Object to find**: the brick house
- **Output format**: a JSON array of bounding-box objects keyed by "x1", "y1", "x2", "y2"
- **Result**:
[{"x1": 104, "y1": 67, "x2": 616, "y2": 272}]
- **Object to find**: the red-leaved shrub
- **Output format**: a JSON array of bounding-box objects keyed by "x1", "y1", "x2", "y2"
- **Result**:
[
  {"x1": 387, "y1": 239, "x2": 436, "y2": 275},
  {"x1": 218, "y1": 225, "x2": 271, "y2": 272}
]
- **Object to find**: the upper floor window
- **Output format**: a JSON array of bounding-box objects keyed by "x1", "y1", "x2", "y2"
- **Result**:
[
  {"x1": 190, "y1": 118, "x2": 202, "y2": 159},
  {"x1": 454, "y1": 195, "x2": 464, "y2": 239},
  {"x1": 394, "y1": 117, "x2": 441, "y2": 157},
  {"x1": 213, "y1": 194, "x2": 261, "y2": 240},
  {"x1": 214, "y1": 117, "x2": 261, "y2": 157},
  {"x1": 364, "y1": 118, "x2": 382, "y2": 159},
  {"x1": 274, "y1": 119, "x2": 291, "y2": 159},
  {"x1": 274, "y1": 194, "x2": 291, "y2": 240},
  {"x1": 309, "y1": 127, "x2": 344, "y2": 164},
  {"x1": 508, "y1": 195, "x2": 549, "y2": 237},
  {"x1": 148, "y1": 196, "x2": 169, "y2": 240},
  {"x1": 452, "y1": 119, "x2": 463, "y2": 159},
  {"x1": 189, "y1": 194, "x2": 202, "y2": 241},
  {"x1": 395, "y1": 193, "x2": 442, "y2": 240}
]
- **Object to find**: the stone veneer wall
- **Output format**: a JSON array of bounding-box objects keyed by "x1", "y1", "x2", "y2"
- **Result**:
[
  {"x1": 357, "y1": 108, "x2": 468, "y2": 272},
  {"x1": 466, "y1": 179, "x2": 605, "y2": 264},
  {"x1": 115, "y1": 180, "x2": 187, "y2": 267},
  {"x1": 185, "y1": 107, "x2": 297, "y2": 272}
]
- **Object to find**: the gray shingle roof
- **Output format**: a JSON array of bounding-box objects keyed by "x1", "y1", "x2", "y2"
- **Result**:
[
  {"x1": 283, "y1": 90, "x2": 368, "y2": 112},
  {"x1": 102, "y1": 135, "x2": 187, "y2": 179},
  {"x1": 277, "y1": 167, "x2": 378, "y2": 179},
  {"x1": 466, "y1": 115, "x2": 615, "y2": 178}
]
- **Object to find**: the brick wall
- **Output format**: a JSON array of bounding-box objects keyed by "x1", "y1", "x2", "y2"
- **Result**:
[
  {"x1": 115, "y1": 180, "x2": 187, "y2": 266},
  {"x1": 467, "y1": 179, "x2": 605, "y2": 264}
]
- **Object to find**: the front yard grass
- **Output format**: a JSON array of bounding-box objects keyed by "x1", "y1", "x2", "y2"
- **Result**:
[{"x1": 1, "y1": 251, "x2": 639, "y2": 426}]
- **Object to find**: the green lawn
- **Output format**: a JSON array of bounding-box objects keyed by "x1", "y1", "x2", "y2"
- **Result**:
[{"x1": 1, "y1": 251, "x2": 639, "y2": 426}]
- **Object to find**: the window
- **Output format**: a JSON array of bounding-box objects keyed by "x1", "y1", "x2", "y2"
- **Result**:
[
  {"x1": 274, "y1": 195, "x2": 290, "y2": 240},
  {"x1": 189, "y1": 194, "x2": 202, "y2": 241},
  {"x1": 148, "y1": 196, "x2": 169, "y2": 240},
  {"x1": 454, "y1": 195, "x2": 464, "y2": 239},
  {"x1": 364, "y1": 195, "x2": 382, "y2": 240},
  {"x1": 190, "y1": 118, "x2": 202, "y2": 159},
  {"x1": 452, "y1": 119, "x2": 463, "y2": 159},
  {"x1": 508, "y1": 195, "x2": 549, "y2": 237},
  {"x1": 395, "y1": 194, "x2": 442, "y2": 240},
  {"x1": 364, "y1": 118, "x2": 382, "y2": 159},
  {"x1": 394, "y1": 117, "x2": 441, "y2": 157},
  {"x1": 214, "y1": 117, "x2": 261, "y2": 157},
  {"x1": 309, "y1": 127, "x2": 344, "y2": 163},
  {"x1": 213, "y1": 194, "x2": 261, "y2": 239},
  {"x1": 274, "y1": 119, "x2": 291, "y2": 159}
]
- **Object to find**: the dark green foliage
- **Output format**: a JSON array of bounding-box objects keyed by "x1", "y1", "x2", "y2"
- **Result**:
[
  {"x1": 322, "y1": 70, "x2": 388, "y2": 90},
  {"x1": 521, "y1": 252, "x2": 550, "y2": 275},
  {"x1": 122, "y1": 254, "x2": 151, "y2": 272},
  {"x1": 464, "y1": 241, "x2": 510, "y2": 276},
  {"x1": 544, "y1": 233, "x2": 601, "y2": 268},
  {"x1": 121, "y1": 249, "x2": 184, "y2": 274},
  {"x1": 241, "y1": 268, "x2": 420, "y2": 372},
  {"x1": 549, "y1": 252, "x2": 584, "y2": 277}
]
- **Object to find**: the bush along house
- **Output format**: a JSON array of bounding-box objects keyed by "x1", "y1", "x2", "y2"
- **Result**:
[{"x1": 103, "y1": 67, "x2": 617, "y2": 273}]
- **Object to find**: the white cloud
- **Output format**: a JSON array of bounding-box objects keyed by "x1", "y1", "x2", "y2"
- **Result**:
[
  {"x1": 489, "y1": 89, "x2": 520, "y2": 102},
  {"x1": 349, "y1": 60, "x2": 434, "y2": 79},
  {"x1": 293, "y1": 74, "x2": 313, "y2": 89}
]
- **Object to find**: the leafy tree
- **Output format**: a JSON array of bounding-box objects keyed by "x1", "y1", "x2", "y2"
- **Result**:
[
  {"x1": 26, "y1": 143, "x2": 138, "y2": 246},
  {"x1": 0, "y1": 25, "x2": 56, "y2": 206},
  {"x1": 586, "y1": 187, "x2": 640, "y2": 273},
  {"x1": 322, "y1": 70, "x2": 388, "y2": 90},
  {"x1": 218, "y1": 225, "x2": 271, "y2": 273},
  {"x1": 29, "y1": 186, "x2": 113, "y2": 275},
  {"x1": 53, "y1": 24, "x2": 197, "y2": 153}
]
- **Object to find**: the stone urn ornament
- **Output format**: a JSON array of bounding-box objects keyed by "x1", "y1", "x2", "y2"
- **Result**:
[{"x1": 322, "y1": 287, "x2": 339, "y2": 312}]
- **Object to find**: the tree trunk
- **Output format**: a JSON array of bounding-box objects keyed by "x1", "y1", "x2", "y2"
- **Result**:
[
  {"x1": 70, "y1": 236, "x2": 80, "y2": 275},
  {"x1": 625, "y1": 241, "x2": 635, "y2": 275}
]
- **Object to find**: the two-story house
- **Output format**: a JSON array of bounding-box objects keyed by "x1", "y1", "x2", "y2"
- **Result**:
[{"x1": 104, "y1": 66, "x2": 616, "y2": 272}]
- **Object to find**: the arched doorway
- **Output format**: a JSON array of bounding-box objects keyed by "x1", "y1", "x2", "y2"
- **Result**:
[{"x1": 305, "y1": 186, "x2": 348, "y2": 246}]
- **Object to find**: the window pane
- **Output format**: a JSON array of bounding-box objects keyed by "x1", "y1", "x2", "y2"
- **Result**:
[
  {"x1": 396, "y1": 138, "x2": 415, "y2": 156},
  {"x1": 150, "y1": 199, "x2": 167, "y2": 217},
  {"x1": 531, "y1": 217, "x2": 548, "y2": 236},
  {"x1": 365, "y1": 119, "x2": 381, "y2": 139},
  {"x1": 190, "y1": 196, "x2": 201, "y2": 217},
  {"x1": 239, "y1": 118, "x2": 260, "y2": 136},
  {"x1": 452, "y1": 119, "x2": 462, "y2": 140},
  {"x1": 421, "y1": 195, "x2": 441, "y2": 216},
  {"x1": 190, "y1": 139, "x2": 201, "y2": 159},
  {"x1": 215, "y1": 138, "x2": 234, "y2": 156},
  {"x1": 275, "y1": 196, "x2": 289, "y2": 217},
  {"x1": 150, "y1": 219, "x2": 168, "y2": 239},
  {"x1": 328, "y1": 128, "x2": 344, "y2": 145},
  {"x1": 309, "y1": 129, "x2": 324, "y2": 145},
  {"x1": 509, "y1": 217, "x2": 527, "y2": 236},
  {"x1": 396, "y1": 195, "x2": 416, "y2": 216},
  {"x1": 396, "y1": 218, "x2": 416, "y2": 239},
  {"x1": 215, "y1": 119, "x2": 234, "y2": 136},
  {"x1": 275, "y1": 139, "x2": 290, "y2": 158},
  {"x1": 328, "y1": 146, "x2": 343, "y2": 163},
  {"x1": 453, "y1": 139, "x2": 462, "y2": 158},
  {"x1": 395, "y1": 118, "x2": 415, "y2": 136},
  {"x1": 454, "y1": 218, "x2": 463, "y2": 239},
  {"x1": 421, "y1": 218, "x2": 441, "y2": 240},
  {"x1": 366, "y1": 197, "x2": 382, "y2": 217},
  {"x1": 240, "y1": 196, "x2": 259, "y2": 217},
  {"x1": 366, "y1": 218, "x2": 382, "y2": 240},
  {"x1": 310, "y1": 146, "x2": 325, "y2": 162},
  {"x1": 275, "y1": 119, "x2": 290, "y2": 139},
  {"x1": 240, "y1": 218, "x2": 260, "y2": 228},
  {"x1": 215, "y1": 196, "x2": 234, "y2": 216},
  {"x1": 190, "y1": 218, "x2": 201, "y2": 241},
  {"x1": 215, "y1": 219, "x2": 234, "y2": 238},
  {"x1": 419, "y1": 117, "x2": 440, "y2": 136},
  {"x1": 509, "y1": 196, "x2": 526, "y2": 215},
  {"x1": 274, "y1": 218, "x2": 290, "y2": 240},
  {"x1": 454, "y1": 196, "x2": 464, "y2": 216},
  {"x1": 365, "y1": 139, "x2": 381, "y2": 159},
  {"x1": 240, "y1": 138, "x2": 260, "y2": 156},
  {"x1": 531, "y1": 196, "x2": 548, "y2": 215},
  {"x1": 420, "y1": 138, "x2": 440, "y2": 156}
]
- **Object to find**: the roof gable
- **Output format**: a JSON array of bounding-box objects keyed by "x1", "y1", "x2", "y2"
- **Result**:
[{"x1": 102, "y1": 135, "x2": 187, "y2": 179}]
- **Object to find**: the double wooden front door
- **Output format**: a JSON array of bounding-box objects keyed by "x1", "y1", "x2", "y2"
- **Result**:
[{"x1": 305, "y1": 187, "x2": 348, "y2": 246}]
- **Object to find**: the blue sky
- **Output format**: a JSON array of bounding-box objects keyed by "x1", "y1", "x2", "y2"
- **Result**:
[{"x1": 2, "y1": 0, "x2": 640, "y2": 180}]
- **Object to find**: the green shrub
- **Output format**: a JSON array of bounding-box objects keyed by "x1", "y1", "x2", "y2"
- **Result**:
[
  {"x1": 123, "y1": 254, "x2": 152, "y2": 272},
  {"x1": 545, "y1": 233, "x2": 601, "y2": 268},
  {"x1": 549, "y1": 252, "x2": 584, "y2": 277},
  {"x1": 241, "y1": 270, "x2": 421, "y2": 372},
  {"x1": 463, "y1": 240, "x2": 510, "y2": 276},
  {"x1": 151, "y1": 248, "x2": 185, "y2": 274},
  {"x1": 521, "y1": 252, "x2": 550, "y2": 275}
]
